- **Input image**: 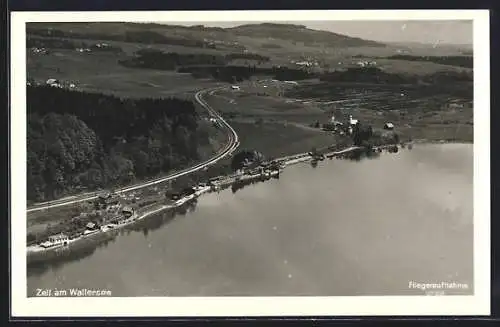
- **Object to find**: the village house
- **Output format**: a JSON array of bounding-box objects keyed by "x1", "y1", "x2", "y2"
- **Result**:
[
  {"x1": 349, "y1": 115, "x2": 359, "y2": 126},
  {"x1": 384, "y1": 122, "x2": 395, "y2": 130},
  {"x1": 95, "y1": 192, "x2": 120, "y2": 209},
  {"x1": 46, "y1": 78, "x2": 61, "y2": 88},
  {"x1": 166, "y1": 191, "x2": 182, "y2": 201},
  {"x1": 41, "y1": 233, "x2": 69, "y2": 248},
  {"x1": 32, "y1": 47, "x2": 48, "y2": 54},
  {"x1": 121, "y1": 206, "x2": 135, "y2": 219},
  {"x1": 85, "y1": 222, "x2": 98, "y2": 230}
]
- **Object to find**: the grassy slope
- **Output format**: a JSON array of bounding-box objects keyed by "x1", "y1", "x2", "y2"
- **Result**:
[
  {"x1": 28, "y1": 22, "x2": 468, "y2": 71},
  {"x1": 27, "y1": 22, "x2": 472, "y2": 141}
]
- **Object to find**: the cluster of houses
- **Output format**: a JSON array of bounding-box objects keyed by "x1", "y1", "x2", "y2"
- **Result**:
[
  {"x1": 45, "y1": 78, "x2": 77, "y2": 89},
  {"x1": 76, "y1": 43, "x2": 111, "y2": 53},
  {"x1": 323, "y1": 114, "x2": 360, "y2": 135},
  {"x1": 94, "y1": 43, "x2": 110, "y2": 49},
  {"x1": 164, "y1": 156, "x2": 285, "y2": 202},
  {"x1": 292, "y1": 60, "x2": 319, "y2": 67},
  {"x1": 36, "y1": 189, "x2": 139, "y2": 249},
  {"x1": 323, "y1": 114, "x2": 394, "y2": 134},
  {"x1": 165, "y1": 187, "x2": 197, "y2": 202},
  {"x1": 31, "y1": 47, "x2": 48, "y2": 55},
  {"x1": 105, "y1": 206, "x2": 136, "y2": 225},
  {"x1": 355, "y1": 60, "x2": 377, "y2": 68},
  {"x1": 94, "y1": 192, "x2": 121, "y2": 210}
]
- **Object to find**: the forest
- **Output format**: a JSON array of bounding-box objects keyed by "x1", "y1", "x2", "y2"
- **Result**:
[
  {"x1": 385, "y1": 55, "x2": 473, "y2": 69},
  {"x1": 178, "y1": 65, "x2": 316, "y2": 83},
  {"x1": 27, "y1": 86, "x2": 213, "y2": 203},
  {"x1": 118, "y1": 49, "x2": 310, "y2": 82},
  {"x1": 119, "y1": 49, "x2": 271, "y2": 71},
  {"x1": 320, "y1": 66, "x2": 473, "y2": 85}
]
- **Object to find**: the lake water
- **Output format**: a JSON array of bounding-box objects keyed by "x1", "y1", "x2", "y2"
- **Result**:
[{"x1": 27, "y1": 144, "x2": 473, "y2": 296}]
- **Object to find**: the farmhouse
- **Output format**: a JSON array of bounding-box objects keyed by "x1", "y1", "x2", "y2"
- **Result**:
[
  {"x1": 121, "y1": 206, "x2": 135, "y2": 218},
  {"x1": 85, "y1": 222, "x2": 98, "y2": 230},
  {"x1": 384, "y1": 122, "x2": 395, "y2": 130},
  {"x1": 46, "y1": 78, "x2": 61, "y2": 87},
  {"x1": 349, "y1": 115, "x2": 359, "y2": 126}
]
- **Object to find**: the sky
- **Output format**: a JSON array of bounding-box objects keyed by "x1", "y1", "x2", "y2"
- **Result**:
[{"x1": 165, "y1": 20, "x2": 473, "y2": 45}]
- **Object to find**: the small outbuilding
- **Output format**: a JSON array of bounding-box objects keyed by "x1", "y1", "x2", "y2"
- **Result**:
[
  {"x1": 46, "y1": 78, "x2": 60, "y2": 87},
  {"x1": 86, "y1": 222, "x2": 97, "y2": 230},
  {"x1": 121, "y1": 206, "x2": 135, "y2": 218},
  {"x1": 384, "y1": 122, "x2": 395, "y2": 130}
]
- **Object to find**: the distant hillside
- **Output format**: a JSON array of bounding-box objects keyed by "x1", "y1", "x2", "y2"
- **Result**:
[
  {"x1": 228, "y1": 23, "x2": 386, "y2": 48},
  {"x1": 26, "y1": 22, "x2": 386, "y2": 50}
]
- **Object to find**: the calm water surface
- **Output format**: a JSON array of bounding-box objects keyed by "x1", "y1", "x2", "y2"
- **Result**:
[{"x1": 27, "y1": 144, "x2": 473, "y2": 296}]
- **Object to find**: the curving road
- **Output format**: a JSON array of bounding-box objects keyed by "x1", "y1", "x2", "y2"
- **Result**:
[{"x1": 27, "y1": 87, "x2": 240, "y2": 213}]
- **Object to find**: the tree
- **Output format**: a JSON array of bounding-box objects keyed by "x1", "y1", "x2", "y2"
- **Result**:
[
  {"x1": 26, "y1": 85, "x2": 210, "y2": 201},
  {"x1": 352, "y1": 123, "x2": 373, "y2": 146}
]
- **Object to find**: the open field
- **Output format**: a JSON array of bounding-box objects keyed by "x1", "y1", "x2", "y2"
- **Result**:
[
  {"x1": 28, "y1": 50, "x2": 222, "y2": 99},
  {"x1": 228, "y1": 120, "x2": 342, "y2": 159},
  {"x1": 27, "y1": 22, "x2": 471, "y2": 77},
  {"x1": 26, "y1": 22, "x2": 473, "y2": 208},
  {"x1": 204, "y1": 78, "x2": 472, "y2": 143}
]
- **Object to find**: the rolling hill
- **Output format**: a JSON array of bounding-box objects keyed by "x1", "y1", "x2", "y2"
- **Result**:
[
  {"x1": 26, "y1": 22, "x2": 387, "y2": 50},
  {"x1": 228, "y1": 23, "x2": 386, "y2": 48}
]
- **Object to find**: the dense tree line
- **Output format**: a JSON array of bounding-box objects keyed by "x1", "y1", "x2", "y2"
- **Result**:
[
  {"x1": 27, "y1": 86, "x2": 212, "y2": 202},
  {"x1": 386, "y1": 55, "x2": 473, "y2": 69},
  {"x1": 225, "y1": 53, "x2": 270, "y2": 62},
  {"x1": 123, "y1": 30, "x2": 211, "y2": 48},
  {"x1": 260, "y1": 43, "x2": 282, "y2": 49},
  {"x1": 119, "y1": 49, "x2": 271, "y2": 71},
  {"x1": 26, "y1": 27, "x2": 214, "y2": 49},
  {"x1": 352, "y1": 123, "x2": 374, "y2": 147},
  {"x1": 119, "y1": 50, "x2": 227, "y2": 70},
  {"x1": 320, "y1": 66, "x2": 473, "y2": 85},
  {"x1": 118, "y1": 50, "x2": 307, "y2": 82},
  {"x1": 321, "y1": 67, "x2": 418, "y2": 84},
  {"x1": 351, "y1": 123, "x2": 401, "y2": 148},
  {"x1": 421, "y1": 70, "x2": 473, "y2": 83},
  {"x1": 230, "y1": 150, "x2": 265, "y2": 171}
]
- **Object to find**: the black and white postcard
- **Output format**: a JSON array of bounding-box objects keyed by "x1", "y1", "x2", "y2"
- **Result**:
[{"x1": 10, "y1": 9, "x2": 490, "y2": 317}]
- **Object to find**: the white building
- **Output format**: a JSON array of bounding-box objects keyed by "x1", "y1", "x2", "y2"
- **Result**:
[
  {"x1": 41, "y1": 233, "x2": 69, "y2": 248},
  {"x1": 46, "y1": 78, "x2": 61, "y2": 87},
  {"x1": 384, "y1": 122, "x2": 395, "y2": 130},
  {"x1": 295, "y1": 61, "x2": 312, "y2": 67},
  {"x1": 349, "y1": 115, "x2": 359, "y2": 126}
]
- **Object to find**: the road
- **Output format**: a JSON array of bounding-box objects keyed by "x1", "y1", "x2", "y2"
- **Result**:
[{"x1": 27, "y1": 86, "x2": 240, "y2": 213}]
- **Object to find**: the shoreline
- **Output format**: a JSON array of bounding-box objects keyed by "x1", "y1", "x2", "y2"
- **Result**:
[
  {"x1": 412, "y1": 138, "x2": 473, "y2": 145},
  {"x1": 26, "y1": 141, "x2": 466, "y2": 264},
  {"x1": 27, "y1": 145, "x2": 358, "y2": 261}
]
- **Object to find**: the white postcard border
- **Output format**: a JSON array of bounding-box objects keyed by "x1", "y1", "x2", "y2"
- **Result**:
[{"x1": 10, "y1": 10, "x2": 490, "y2": 317}]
